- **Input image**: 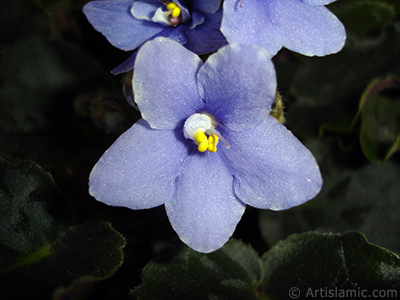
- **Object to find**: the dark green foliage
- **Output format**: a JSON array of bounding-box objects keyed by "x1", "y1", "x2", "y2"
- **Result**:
[
  {"x1": 134, "y1": 233, "x2": 400, "y2": 300},
  {"x1": 0, "y1": 159, "x2": 125, "y2": 300},
  {"x1": 134, "y1": 240, "x2": 261, "y2": 300},
  {"x1": 359, "y1": 77, "x2": 400, "y2": 161}
]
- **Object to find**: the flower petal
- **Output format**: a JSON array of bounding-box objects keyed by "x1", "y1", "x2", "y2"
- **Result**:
[
  {"x1": 83, "y1": 0, "x2": 165, "y2": 51},
  {"x1": 221, "y1": 0, "x2": 282, "y2": 57},
  {"x1": 89, "y1": 119, "x2": 186, "y2": 209},
  {"x1": 198, "y1": 43, "x2": 276, "y2": 131},
  {"x1": 131, "y1": 0, "x2": 161, "y2": 22},
  {"x1": 192, "y1": 0, "x2": 222, "y2": 14},
  {"x1": 221, "y1": 0, "x2": 346, "y2": 57},
  {"x1": 111, "y1": 28, "x2": 188, "y2": 74},
  {"x1": 165, "y1": 153, "x2": 246, "y2": 253},
  {"x1": 111, "y1": 52, "x2": 138, "y2": 75},
  {"x1": 133, "y1": 37, "x2": 203, "y2": 130},
  {"x1": 189, "y1": 10, "x2": 205, "y2": 29},
  {"x1": 301, "y1": 0, "x2": 337, "y2": 6},
  {"x1": 173, "y1": 0, "x2": 191, "y2": 22},
  {"x1": 221, "y1": 116, "x2": 322, "y2": 210},
  {"x1": 269, "y1": 0, "x2": 346, "y2": 56},
  {"x1": 160, "y1": 26, "x2": 187, "y2": 44},
  {"x1": 132, "y1": 1, "x2": 190, "y2": 25},
  {"x1": 183, "y1": 9, "x2": 227, "y2": 54}
]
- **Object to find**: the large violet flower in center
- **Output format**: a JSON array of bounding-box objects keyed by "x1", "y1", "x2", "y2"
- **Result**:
[
  {"x1": 89, "y1": 37, "x2": 322, "y2": 253},
  {"x1": 83, "y1": 0, "x2": 227, "y2": 74}
]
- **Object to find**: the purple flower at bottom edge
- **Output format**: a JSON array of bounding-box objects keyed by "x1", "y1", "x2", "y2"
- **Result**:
[
  {"x1": 221, "y1": 0, "x2": 346, "y2": 58},
  {"x1": 89, "y1": 37, "x2": 323, "y2": 253},
  {"x1": 83, "y1": 0, "x2": 227, "y2": 74}
]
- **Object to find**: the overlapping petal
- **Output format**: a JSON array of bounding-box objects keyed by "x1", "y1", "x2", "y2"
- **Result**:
[
  {"x1": 111, "y1": 52, "x2": 138, "y2": 75},
  {"x1": 198, "y1": 43, "x2": 276, "y2": 131},
  {"x1": 131, "y1": 0, "x2": 163, "y2": 23},
  {"x1": 89, "y1": 119, "x2": 186, "y2": 209},
  {"x1": 221, "y1": 0, "x2": 346, "y2": 57},
  {"x1": 183, "y1": 9, "x2": 227, "y2": 54},
  {"x1": 221, "y1": 116, "x2": 322, "y2": 210},
  {"x1": 190, "y1": 11, "x2": 205, "y2": 29},
  {"x1": 83, "y1": 0, "x2": 164, "y2": 51},
  {"x1": 221, "y1": 0, "x2": 280, "y2": 56},
  {"x1": 111, "y1": 28, "x2": 188, "y2": 74},
  {"x1": 269, "y1": 0, "x2": 346, "y2": 56},
  {"x1": 165, "y1": 153, "x2": 246, "y2": 253},
  {"x1": 192, "y1": 0, "x2": 221, "y2": 14},
  {"x1": 302, "y1": 0, "x2": 337, "y2": 5},
  {"x1": 84, "y1": 0, "x2": 226, "y2": 75},
  {"x1": 133, "y1": 37, "x2": 203, "y2": 129}
]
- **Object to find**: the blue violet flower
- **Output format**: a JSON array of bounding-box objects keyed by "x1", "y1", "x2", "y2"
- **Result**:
[
  {"x1": 89, "y1": 37, "x2": 323, "y2": 253},
  {"x1": 83, "y1": 0, "x2": 227, "y2": 74},
  {"x1": 221, "y1": 0, "x2": 346, "y2": 57}
]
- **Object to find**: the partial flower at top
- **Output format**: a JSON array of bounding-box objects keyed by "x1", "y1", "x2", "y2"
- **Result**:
[
  {"x1": 221, "y1": 0, "x2": 346, "y2": 58},
  {"x1": 83, "y1": 0, "x2": 227, "y2": 74},
  {"x1": 89, "y1": 38, "x2": 323, "y2": 253}
]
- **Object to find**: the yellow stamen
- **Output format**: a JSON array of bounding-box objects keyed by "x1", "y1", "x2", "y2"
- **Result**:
[
  {"x1": 194, "y1": 132, "x2": 219, "y2": 153},
  {"x1": 183, "y1": 113, "x2": 229, "y2": 154},
  {"x1": 206, "y1": 128, "x2": 230, "y2": 149},
  {"x1": 208, "y1": 143, "x2": 217, "y2": 153},
  {"x1": 208, "y1": 134, "x2": 219, "y2": 145},
  {"x1": 207, "y1": 135, "x2": 219, "y2": 153},
  {"x1": 166, "y1": 2, "x2": 181, "y2": 18},
  {"x1": 194, "y1": 131, "x2": 207, "y2": 144},
  {"x1": 198, "y1": 141, "x2": 208, "y2": 152}
]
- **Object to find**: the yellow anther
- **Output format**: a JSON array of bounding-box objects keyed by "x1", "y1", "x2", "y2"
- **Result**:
[
  {"x1": 194, "y1": 131, "x2": 207, "y2": 144},
  {"x1": 166, "y1": 2, "x2": 178, "y2": 10},
  {"x1": 198, "y1": 141, "x2": 208, "y2": 152},
  {"x1": 166, "y1": 2, "x2": 181, "y2": 18},
  {"x1": 208, "y1": 134, "x2": 219, "y2": 145},
  {"x1": 206, "y1": 134, "x2": 219, "y2": 153},
  {"x1": 195, "y1": 133, "x2": 219, "y2": 153},
  {"x1": 184, "y1": 113, "x2": 227, "y2": 153},
  {"x1": 208, "y1": 143, "x2": 217, "y2": 153}
]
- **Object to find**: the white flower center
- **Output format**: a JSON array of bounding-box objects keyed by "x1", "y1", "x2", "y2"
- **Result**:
[{"x1": 183, "y1": 113, "x2": 230, "y2": 153}]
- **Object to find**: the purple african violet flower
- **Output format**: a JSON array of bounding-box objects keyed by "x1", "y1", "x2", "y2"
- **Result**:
[
  {"x1": 89, "y1": 37, "x2": 322, "y2": 253},
  {"x1": 221, "y1": 0, "x2": 346, "y2": 58},
  {"x1": 83, "y1": 0, "x2": 227, "y2": 74}
]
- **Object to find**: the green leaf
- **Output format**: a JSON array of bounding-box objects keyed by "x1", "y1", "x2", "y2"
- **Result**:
[
  {"x1": 133, "y1": 239, "x2": 261, "y2": 300},
  {"x1": 0, "y1": 222, "x2": 126, "y2": 300},
  {"x1": 259, "y1": 138, "x2": 400, "y2": 253},
  {"x1": 0, "y1": 158, "x2": 74, "y2": 268},
  {"x1": 0, "y1": 158, "x2": 126, "y2": 299},
  {"x1": 261, "y1": 232, "x2": 400, "y2": 299},
  {"x1": 133, "y1": 234, "x2": 400, "y2": 300},
  {"x1": 358, "y1": 77, "x2": 400, "y2": 162}
]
